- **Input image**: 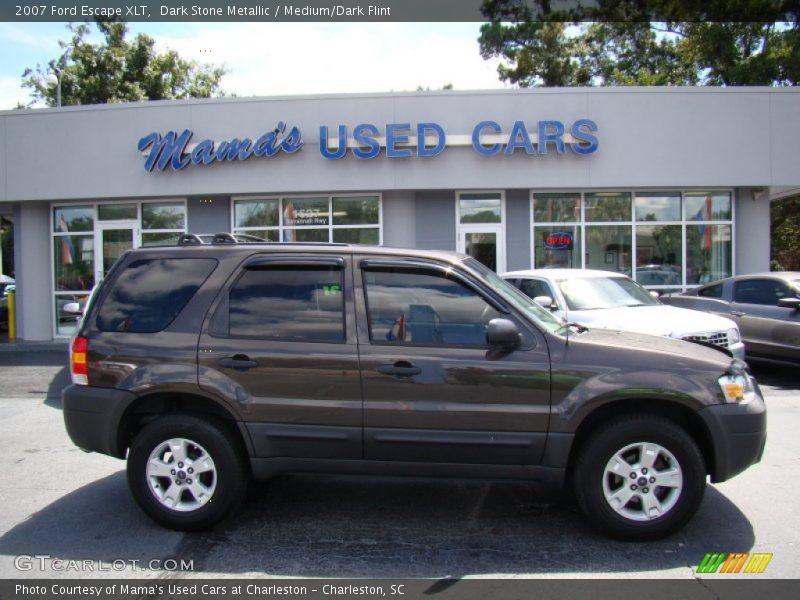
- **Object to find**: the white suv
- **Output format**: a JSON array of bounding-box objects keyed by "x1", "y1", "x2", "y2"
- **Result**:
[{"x1": 502, "y1": 269, "x2": 745, "y2": 360}]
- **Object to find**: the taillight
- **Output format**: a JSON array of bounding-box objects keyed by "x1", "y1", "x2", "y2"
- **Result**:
[{"x1": 71, "y1": 335, "x2": 89, "y2": 385}]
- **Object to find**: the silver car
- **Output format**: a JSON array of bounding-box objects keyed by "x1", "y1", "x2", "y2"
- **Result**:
[
  {"x1": 502, "y1": 269, "x2": 746, "y2": 360},
  {"x1": 662, "y1": 272, "x2": 800, "y2": 365}
]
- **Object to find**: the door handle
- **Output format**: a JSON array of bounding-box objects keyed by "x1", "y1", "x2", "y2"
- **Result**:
[
  {"x1": 377, "y1": 361, "x2": 421, "y2": 377},
  {"x1": 218, "y1": 355, "x2": 258, "y2": 370},
  {"x1": 731, "y1": 310, "x2": 747, "y2": 317}
]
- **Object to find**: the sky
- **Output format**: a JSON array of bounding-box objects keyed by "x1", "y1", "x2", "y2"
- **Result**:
[{"x1": 0, "y1": 22, "x2": 507, "y2": 109}]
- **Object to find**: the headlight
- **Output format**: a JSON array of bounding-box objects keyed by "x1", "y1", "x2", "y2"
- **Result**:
[
  {"x1": 727, "y1": 327, "x2": 741, "y2": 345},
  {"x1": 718, "y1": 360, "x2": 756, "y2": 404}
]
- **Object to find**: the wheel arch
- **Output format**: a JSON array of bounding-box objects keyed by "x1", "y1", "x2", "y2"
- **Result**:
[
  {"x1": 116, "y1": 391, "x2": 252, "y2": 460},
  {"x1": 564, "y1": 398, "x2": 718, "y2": 484}
]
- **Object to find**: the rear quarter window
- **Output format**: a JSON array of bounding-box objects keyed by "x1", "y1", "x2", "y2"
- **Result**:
[{"x1": 97, "y1": 258, "x2": 217, "y2": 333}]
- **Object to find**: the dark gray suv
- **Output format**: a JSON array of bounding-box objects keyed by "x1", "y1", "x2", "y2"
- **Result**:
[{"x1": 62, "y1": 241, "x2": 766, "y2": 540}]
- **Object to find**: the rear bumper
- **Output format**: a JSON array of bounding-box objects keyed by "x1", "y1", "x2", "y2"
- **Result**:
[
  {"x1": 697, "y1": 382, "x2": 767, "y2": 483},
  {"x1": 62, "y1": 384, "x2": 136, "y2": 458}
]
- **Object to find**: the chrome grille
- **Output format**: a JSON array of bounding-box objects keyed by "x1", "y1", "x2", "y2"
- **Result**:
[{"x1": 682, "y1": 331, "x2": 730, "y2": 349}]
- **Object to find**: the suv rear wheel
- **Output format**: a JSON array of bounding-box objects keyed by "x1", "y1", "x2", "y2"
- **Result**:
[
  {"x1": 573, "y1": 415, "x2": 706, "y2": 540},
  {"x1": 127, "y1": 414, "x2": 248, "y2": 531}
]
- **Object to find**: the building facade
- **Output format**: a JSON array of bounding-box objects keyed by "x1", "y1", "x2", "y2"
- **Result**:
[{"x1": 1, "y1": 87, "x2": 798, "y2": 341}]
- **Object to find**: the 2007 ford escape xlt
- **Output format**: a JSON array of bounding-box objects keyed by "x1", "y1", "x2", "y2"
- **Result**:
[{"x1": 62, "y1": 241, "x2": 766, "y2": 540}]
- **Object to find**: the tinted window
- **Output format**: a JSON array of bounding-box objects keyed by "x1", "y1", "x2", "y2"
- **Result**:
[
  {"x1": 519, "y1": 279, "x2": 554, "y2": 300},
  {"x1": 698, "y1": 283, "x2": 723, "y2": 298},
  {"x1": 734, "y1": 279, "x2": 791, "y2": 306},
  {"x1": 364, "y1": 269, "x2": 501, "y2": 346},
  {"x1": 98, "y1": 258, "x2": 217, "y2": 333},
  {"x1": 228, "y1": 266, "x2": 344, "y2": 342}
]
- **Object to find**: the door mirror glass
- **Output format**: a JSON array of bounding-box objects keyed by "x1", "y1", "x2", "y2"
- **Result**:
[
  {"x1": 486, "y1": 318, "x2": 521, "y2": 348},
  {"x1": 533, "y1": 295, "x2": 556, "y2": 310},
  {"x1": 777, "y1": 297, "x2": 800, "y2": 310}
]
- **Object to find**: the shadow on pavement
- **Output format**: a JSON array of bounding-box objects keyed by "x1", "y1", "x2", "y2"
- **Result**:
[
  {"x1": 749, "y1": 362, "x2": 799, "y2": 390},
  {"x1": 0, "y1": 472, "x2": 754, "y2": 577}
]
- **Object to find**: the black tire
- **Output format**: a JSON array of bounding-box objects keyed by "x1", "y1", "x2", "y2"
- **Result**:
[
  {"x1": 573, "y1": 415, "x2": 706, "y2": 541},
  {"x1": 127, "y1": 414, "x2": 248, "y2": 531}
]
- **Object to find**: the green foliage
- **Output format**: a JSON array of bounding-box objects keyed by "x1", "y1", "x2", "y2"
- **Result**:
[
  {"x1": 21, "y1": 22, "x2": 227, "y2": 107},
  {"x1": 772, "y1": 196, "x2": 800, "y2": 271},
  {"x1": 479, "y1": 1, "x2": 799, "y2": 87},
  {"x1": 1, "y1": 218, "x2": 13, "y2": 278}
]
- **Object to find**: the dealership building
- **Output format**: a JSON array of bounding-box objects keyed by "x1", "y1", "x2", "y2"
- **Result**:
[{"x1": 0, "y1": 87, "x2": 798, "y2": 341}]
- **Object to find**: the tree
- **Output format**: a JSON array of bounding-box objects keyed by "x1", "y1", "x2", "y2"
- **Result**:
[
  {"x1": 478, "y1": 1, "x2": 800, "y2": 87},
  {"x1": 21, "y1": 21, "x2": 227, "y2": 107},
  {"x1": 772, "y1": 196, "x2": 800, "y2": 271}
]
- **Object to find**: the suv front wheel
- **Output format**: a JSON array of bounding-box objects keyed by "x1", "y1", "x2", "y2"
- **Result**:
[
  {"x1": 573, "y1": 415, "x2": 706, "y2": 540},
  {"x1": 127, "y1": 414, "x2": 248, "y2": 531}
]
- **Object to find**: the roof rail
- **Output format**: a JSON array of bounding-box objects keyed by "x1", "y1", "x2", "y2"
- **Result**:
[
  {"x1": 175, "y1": 233, "x2": 351, "y2": 247},
  {"x1": 177, "y1": 233, "x2": 204, "y2": 246}
]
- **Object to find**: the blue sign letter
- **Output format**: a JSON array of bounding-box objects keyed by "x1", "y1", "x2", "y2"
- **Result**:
[
  {"x1": 320, "y1": 125, "x2": 347, "y2": 159},
  {"x1": 353, "y1": 124, "x2": 381, "y2": 159},
  {"x1": 386, "y1": 123, "x2": 412, "y2": 158},
  {"x1": 417, "y1": 123, "x2": 446, "y2": 157},
  {"x1": 472, "y1": 121, "x2": 502, "y2": 156},
  {"x1": 537, "y1": 121, "x2": 566, "y2": 155},
  {"x1": 505, "y1": 121, "x2": 535, "y2": 155},
  {"x1": 570, "y1": 119, "x2": 599, "y2": 155}
]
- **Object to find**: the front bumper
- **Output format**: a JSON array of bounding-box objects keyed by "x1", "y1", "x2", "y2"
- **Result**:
[
  {"x1": 62, "y1": 384, "x2": 136, "y2": 458},
  {"x1": 697, "y1": 380, "x2": 766, "y2": 483}
]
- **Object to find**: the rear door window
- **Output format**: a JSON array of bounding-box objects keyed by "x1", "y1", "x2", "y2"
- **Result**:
[
  {"x1": 97, "y1": 258, "x2": 217, "y2": 333},
  {"x1": 225, "y1": 265, "x2": 345, "y2": 342}
]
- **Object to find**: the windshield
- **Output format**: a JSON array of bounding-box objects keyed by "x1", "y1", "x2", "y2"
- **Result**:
[
  {"x1": 558, "y1": 275, "x2": 660, "y2": 311},
  {"x1": 464, "y1": 258, "x2": 563, "y2": 333}
]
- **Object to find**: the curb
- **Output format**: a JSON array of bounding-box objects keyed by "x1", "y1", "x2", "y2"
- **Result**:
[{"x1": 0, "y1": 340, "x2": 69, "y2": 353}]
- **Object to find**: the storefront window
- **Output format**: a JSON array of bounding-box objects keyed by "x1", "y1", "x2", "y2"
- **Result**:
[
  {"x1": 533, "y1": 225, "x2": 581, "y2": 268},
  {"x1": 54, "y1": 206, "x2": 93, "y2": 233},
  {"x1": 234, "y1": 199, "x2": 279, "y2": 228},
  {"x1": 141, "y1": 202, "x2": 186, "y2": 246},
  {"x1": 585, "y1": 225, "x2": 632, "y2": 273},
  {"x1": 142, "y1": 202, "x2": 185, "y2": 230},
  {"x1": 685, "y1": 192, "x2": 732, "y2": 221},
  {"x1": 98, "y1": 204, "x2": 137, "y2": 221},
  {"x1": 459, "y1": 193, "x2": 502, "y2": 223},
  {"x1": 635, "y1": 193, "x2": 681, "y2": 222},
  {"x1": 333, "y1": 196, "x2": 380, "y2": 225},
  {"x1": 533, "y1": 190, "x2": 733, "y2": 290},
  {"x1": 333, "y1": 228, "x2": 380, "y2": 244},
  {"x1": 585, "y1": 192, "x2": 631, "y2": 222},
  {"x1": 54, "y1": 235, "x2": 94, "y2": 291},
  {"x1": 283, "y1": 197, "x2": 329, "y2": 227},
  {"x1": 636, "y1": 224, "x2": 682, "y2": 286},
  {"x1": 533, "y1": 193, "x2": 580, "y2": 223},
  {"x1": 686, "y1": 224, "x2": 732, "y2": 285},
  {"x1": 233, "y1": 194, "x2": 382, "y2": 245}
]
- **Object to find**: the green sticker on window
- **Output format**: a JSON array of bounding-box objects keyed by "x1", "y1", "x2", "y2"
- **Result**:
[{"x1": 322, "y1": 284, "x2": 341, "y2": 296}]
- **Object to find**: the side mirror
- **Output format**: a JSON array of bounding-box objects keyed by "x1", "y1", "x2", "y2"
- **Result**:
[
  {"x1": 533, "y1": 295, "x2": 557, "y2": 310},
  {"x1": 62, "y1": 302, "x2": 82, "y2": 315},
  {"x1": 778, "y1": 297, "x2": 800, "y2": 310},
  {"x1": 486, "y1": 318, "x2": 521, "y2": 348},
  {"x1": 650, "y1": 290, "x2": 661, "y2": 299}
]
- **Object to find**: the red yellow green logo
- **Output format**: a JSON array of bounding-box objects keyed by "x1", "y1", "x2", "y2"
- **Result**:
[{"x1": 696, "y1": 552, "x2": 773, "y2": 574}]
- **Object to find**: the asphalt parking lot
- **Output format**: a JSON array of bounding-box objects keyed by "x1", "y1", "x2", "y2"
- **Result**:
[{"x1": 0, "y1": 349, "x2": 797, "y2": 580}]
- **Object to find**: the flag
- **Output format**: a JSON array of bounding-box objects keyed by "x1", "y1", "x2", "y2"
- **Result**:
[
  {"x1": 283, "y1": 201, "x2": 296, "y2": 242},
  {"x1": 58, "y1": 213, "x2": 75, "y2": 265},
  {"x1": 703, "y1": 195, "x2": 713, "y2": 250}
]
